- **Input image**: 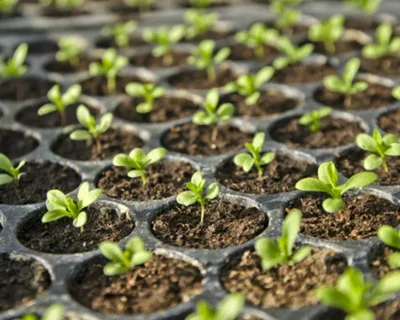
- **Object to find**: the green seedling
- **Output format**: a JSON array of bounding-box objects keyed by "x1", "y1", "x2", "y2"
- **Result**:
[
  {"x1": 102, "y1": 21, "x2": 137, "y2": 48},
  {"x1": 42, "y1": 182, "x2": 102, "y2": 232},
  {"x1": 184, "y1": 9, "x2": 218, "y2": 39},
  {"x1": 56, "y1": 36, "x2": 87, "y2": 67},
  {"x1": 356, "y1": 129, "x2": 400, "y2": 172},
  {"x1": 40, "y1": 0, "x2": 83, "y2": 9},
  {"x1": 143, "y1": 25, "x2": 186, "y2": 66},
  {"x1": 113, "y1": 147, "x2": 167, "y2": 185},
  {"x1": 123, "y1": 0, "x2": 154, "y2": 13},
  {"x1": 316, "y1": 267, "x2": 400, "y2": 320},
  {"x1": 187, "y1": 40, "x2": 231, "y2": 81},
  {"x1": 37, "y1": 84, "x2": 81, "y2": 126},
  {"x1": 235, "y1": 23, "x2": 279, "y2": 59},
  {"x1": 345, "y1": 0, "x2": 382, "y2": 15},
  {"x1": 0, "y1": 43, "x2": 28, "y2": 78},
  {"x1": 177, "y1": 171, "x2": 220, "y2": 225},
  {"x1": 273, "y1": 37, "x2": 314, "y2": 70},
  {"x1": 295, "y1": 161, "x2": 378, "y2": 213},
  {"x1": 225, "y1": 66, "x2": 274, "y2": 105},
  {"x1": 89, "y1": 48, "x2": 128, "y2": 94},
  {"x1": 271, "y1": 0, "x2": 302, "y2": 31},
  {"x1": 255, "y1": 209, "x2": 312, "y2": 270},
  {"x1": 185, "y1": 293, "x2": 245, "y2": 320},
  {"x1": 323, "y1": 57, "x2": 368, "y2": 107},
  {"x1": 299, "y1": 107, "x2": 332, "y2": 133},
  {"x1": 233, "y1": 132, "x2": 275, "y2": 178},
  {"x1": 0, "y1": 153, "x2": 25, "y2": 185},
  {"x1": 70, "y1": 105, "x2": 113, "y2": 153},
  {"x1": 188, "y1": 0, "x2": 213, "y2": 9},
  {"x1": 0, "y1": 0, "x2": 17, "y2": 14},
  {"x1": 393, "y1": 86, "x2": 400, "y2": 100},
  {"x1": 378, "y1": 225, "x2": 400, "y2": 269},
  {"x1": 363, "y1": 23, "x2": 400, "y2": 59},
  {"x1": 125, "y1": 82, "x2": 166, "y2": 113},
  {"x1": 17, "y1": 304, "x2": 64, "y2": 320}
]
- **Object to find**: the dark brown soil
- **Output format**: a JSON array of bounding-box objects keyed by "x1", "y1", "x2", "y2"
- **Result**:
[
  {"x1": 378, "y1": 109, "x2": 400, "y2": 135},
  {"x1": 40, "y1": 7, "x2": 89, "y2": 17},
  {"x1": 151, "y1": 200, "x2": 268, "y2": 249},
  {"x1": 109, "y1": 1, "x2": 157, "y2": 14},
  {"x1": 314, "y1": 83, "x2": 395, "y2": 111},
  {"x1": 0, "y1": 254, "x2": 51, "y2": 312},
  {"x1": 286, "y1": 193, "x2": 400, "y2": 240},
  {"x1": 227, "y1": 43, "x2": 278, "y2": 61},
  {"x1": 270, "y1": 115, "x2": 364, "y2": 149},
  {"x1": 178, "y1": 0, "x2": 230, "y2": 8},
  {"x1": 68, "y1": 254, "x2": 203, "y2": 315},
  {"x1": 0, "y1": 129, "x2": 38, "y2": 159},
  {"x1": 361, "y1": 54, "x2": 400, "y2": 77},
  {"x1": 18, "y1": 40, "x2": 58, "y2": 55},
  {"x1": 18, "y1": 206, "x2": 134, "y2": 254},
  {"x1": 95, "y1": 36, "x2": 147, "y2": 49},
  {"x1": 221, "y1": 248, "x2": 346, "y2": 308},
  {"x1": 307, "y1": 38, "x2": 364, "y2": 55},
  {"x1": 52, "y1": 128, "x2": 145, "y2": 161},
  {"x1": 79, "y1": 75, "x2": 147, "y2": 96},
  {"x1": 217, "y1": 153, "x2": 317, "y2": 194},
  {"x1": 273, "y1": 62, "x2": 336, "y2": 84},
  {"x1": 114, "y1": 96, "x2": 199, "y2": 123},
  {"x1": 182, "y1": 30, "x2": 234, "y2": 43},
  {"x1": 369, "y1": 245, "x2": 394, "y2": 279},
  {"x1": 130, "y1": 51, "x2": 190, "y2": 69},
  {"x1": 162, "y1": 123, "x2": 253, "y2": 156},
  {"x1": 344, "y1": 16, "x2": 379, "y2": 31},
  {"x1": 44, "y1": 56, "x2": 94, "y2": 74},
  {"x1": 0, "y1": 77, "x2": 55, "y2": 101},
  {"x1": 265, "y1": 22, "x2": 310, "y2": 36}
]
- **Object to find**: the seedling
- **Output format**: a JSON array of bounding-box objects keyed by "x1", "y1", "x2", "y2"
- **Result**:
[
  {"x1": 225, "y1": 66, "x2": 274, "y2": 105},
  {"x1": 112, "y1": 147, "x2": 167, "y2": 185},
  {"x1": 17, "y1": 304, "x2": 64, "y2": 320},
  {"x1": 102, "y1": 21, "x2": 137, "y2": 48},
  {"x1": 316, "y1": 267, "x2": 400, "y2": 320},
  {"x1": 188, "y1": 0, "x2": 213, "y2": 9},
  {"x1": 0, "y1": 0, "x2": 17, "y2": 14},
  {"x1": 378, "y1": 225, "x2": 400, "y2": 269},
  {"x1": 185, "y1": 293, "x2": 245, "y2": 320},
  {"x1": 295, "y1": 161, "x2": 378, "y2": 213},
  {"x1": 123, "y1": 0, "x2": 154, "y2": 13},
  {"x1": 273, "y1": 37, "x2": 314, "y2": 70},
  {"x1": 323, "y1": 58, "x2": 368, "y2": 108},
  {"x1": 56, "y1": 36, "x2": 87, "y2": 67},
  {"x1": 184, "y1": 9, "x2": 218, "y2": 39},
  {"x1": 89, "y1": 48, "x2": 128, "y2": 94},
  {"x1": 125, "y1": 82, "x2": 166, "y2": 113},
  {"x1": 235, "y1": 23, "x2": 279, "y2": 59},
  {"x1": 345, "y1": 0, "x2": 382, "y2": 15},
  {"x1": 0, "y1": 43, "x2": 28, "y2": 78},
  {"x1": 271, "y1": 0, "x2": 302, "y2": 31},
  {"x1": 308, "y1": 14, "x2": 345, "y2": 54},
  {"x1": 299, "y1": 107, "x2": 332, "y2": 133},
  {"x1": 356, "y1": 129, "x2": 400, "y2": 172},
  {"x1": 187, "y1": 40, "x2": 231, "y2": 81},
  {"x1": 40, "y1": 0, "x2": 84, "y2": 9},
  {"x1": 143, "y1": 25, "x2": 186, "y2": 66},
  {"x1": 0, "y1": 153, "x2": 25, "y2": 185},
  {"x1": 363, "y1": 23, "x2": 400, "y2": 59},
  {"x1": 42, "y1": 182, "x2": 102, "y2": 232},
  {"x1": 177, "y1": 171, "x2": 221, "y2": 225},
  {"x1": 37, "y1": 84, "x2": 82, "y2": 126},
  {"x1": 70, "y1": 105, "x2": 113, "y2": 153},
  {"x1": 233, "y1": 132, "x2": 275, "y2": 178}
]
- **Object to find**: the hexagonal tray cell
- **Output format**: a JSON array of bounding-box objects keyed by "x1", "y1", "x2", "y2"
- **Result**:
[
  {"x1": 0, "y1": 77, "x2": 56, "y2": 102},
  {"x1": 0, "y1": 128, "x2": 39, "y2": 159}
]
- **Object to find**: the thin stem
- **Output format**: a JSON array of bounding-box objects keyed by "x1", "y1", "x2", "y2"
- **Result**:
[
  {"x1": 141, "y1": 173, "x2": 147, "y2": 185},
  {"x1": 344, "y1": 94, "x2": 352, "y2": 109},
  {"x1": 163, "y1": 52, "x2": 174, "y2": 66},
  {"x1": 95, "y1": 138, "x2": 102, "y2": 154},
  {"x1": 107, "y1": 74, "x2": 116, "y2": 94},
  {"x1": 382, "y1": 159, "x2": 389, "y2": 172},
  {"x1": 200, "y1": 202, "x2": 205, "y2": 225},
  {"x1": 60, "y1": 110, "x2": 67, "y2": 126},
  {"x1": 255, "y1": 44, "x2": 265, "y2": 59},
  {"x1": 325, "y1": 41, "x2": 336, "y2": 55},
  {"x1": 211, "y1": 126, "x2": 218, "y2": 149},
  {"x1": 206, "y1": 66, "x2": 216, "y2": 82}
]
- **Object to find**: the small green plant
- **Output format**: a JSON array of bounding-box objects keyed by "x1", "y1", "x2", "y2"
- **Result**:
[
  {"x1": 125, "y1": 82, "x2": 166, "y2": 113},
  {"x1": 113, "y1": 147, "x2": 167, "y2": 185},
  {"x1": 37, "y1": 84, "x2": 82, "y2": 125},
  {"x1": 0, "y1": 43, "x2": 28, "y2": 78},
  {"x1": 378, "y1": 225, "x2": 400, "y2": 269},
  {"x1": 225, "y1": 67, "x2": 274, "y2": 105},
  {"x1": 362, "y1": 23, "x2": 400, "y2": 59},
  {"x1": 56, "y1": 36, "x2": 87, "y2": 67},
  {"x1": 177, "y1": 171, "x2": 220, "y2": 225},
  {"x1": 42, "y1": 182, "x2": 102, "y2": 232},
  {"x1": 299, "y1": 107, "x2": 332, "y2": 133},
  {"x1": 123, "y1": 0, "x2": 154, "y2": 12},
  {"x1": 295, "y1": 161, "x2": 378, "y2": 213},
  {"x1": 0, "y1": 153, "x2": 25, "y2": 185},
  {"x1": 184, "y1": 9, "x2": 218, "y2": 39},
  {"x1": 356, "y1": 129, "x2": 400, "y2": 172},
  {"x1": 17, "y1": 304, "x2": 65, "y2": 320},
  {"x1": 345, "y1": 0, "x2": 382, "y2": 15},
  {"x1": 316, "y1": 267, "x2": 400, "y2": 320},
  {"x1": 102, "y1": 21, "x2": 137, "y2": 48},
  {"x1": 393, "y1": 86, "x2": 400, "y2": 100},
  {"x1": 271, "y1": 0, "x2": 302, "y2": 31},
  {"x1": 273, "y1": 37, "x2": 314, "y2": 70},
  {"x1": 185, "y1": 293, "x2": 245, "y2": 320},
  {"x1": 89, "y1": 48, "x2": 128, "y2": 94},
  {"x1": 188, "y1": 0, "x2": 213, "y2": 8},
  {"x1": 40, "y1": 0, "x2": 83, "y2": 9},
  {"x1": 233, "y1": 133, "x2": 275, "y2": 178},
  {"x1": 187, "y1": 40, "x2": 231, "y2": 81},
  {"x1": 0, "y1": 0, "x2": 17, "y2": 14}
]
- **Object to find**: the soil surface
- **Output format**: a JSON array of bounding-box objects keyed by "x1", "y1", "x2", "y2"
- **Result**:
[
  {"x1": 369, "y1": 245, "x2": 394, "y2": 279},
  {"x1": 182, "y1": 30, "x2": 233, "y2": 43},
  {"x1": 151, "y1": 200, "x2": 268, "y2": 249},
  {"x1": 221, "y1": 248, "x2": 346, "y2": 308},
  {"x1": 130, "y1": 51, "x2": 190, "y2": 69},
  {"x1": 273, "y1": 62, "x2": 336, "y2": 84},
  {"x1": 178, "y1": 0, "x2": 230, "y2": 8},
  {"x1": 344, "y1": 16, "x2": 380, "y2": 31},
  {"x1": 361, "y1": 54, "x2": 400, "y2": 77},
  {"x1": 40, "y1": 7, "x2": 89, "y2": 17},
  {"x1": 0, "y1": 129, "x2": 38, "y2": 159},
  {"x1": 21, "y1": 39, "x2": 58, "y2": 55},
  {"x1": 378, "y1": 109, "x2": 400, "y2": 135},
  {"x1": 44, "y1": 56, "x2": 94, "y2": 74},
  {"x1": 68, "y1": 254, "x2": 203, "y2": 315},
  {"x1": 95, "y1": 36, "x2": 147, "y2": 49},
  {"x1": 0, "y1": 77, "x2": 55, "y2": 101},
  {"x1": 227, "y1": 43, "x2": 278, "y2": 61},
  {"x1": 264, "y1": 22, "x2": 310, "y2": 36},
  {"x1": 307, "y1": 38, "x2": 364, "y2": 55},
  {"x1": 80, "y1": 75, "x2": 147, "y2": 96}
]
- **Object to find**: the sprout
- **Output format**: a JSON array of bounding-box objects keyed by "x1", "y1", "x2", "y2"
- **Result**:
[
  {"x1": 378, "y1": 225, "x2": 400, "y2": 269},
  {"x1": 125, "y1": 82, "x2": 166, "y2": 113},
  {"x1": 69, "y1": 105, "x2": 113, "y2": 153},
  {"x1": 316, "y1": 267, "x2": 400, "y2": 320},
  {"x1": 299, "y1": 107, "x2": 332, "y2": 133},
  {"x1": 273, "y1": 37, "x2": 314, "y2": 70},
  {"x1": 112, "y1": 147, "x2": 167, "y2": 185},
  {"x1": 356, "y1": 129, "x2": 400, "y2": 173},
  {"x1": 0, "y1": 153, "x2": 25, "y2": 185},
  {"x1": 0, "y1": 0, "x2": 17, "y2": 14},
  {"x1": 393, "y1": 86, "x2": 400, "y2": 100},
  {"x1": 17, "y1": 304, "x2": 65, "y2": 320},
  {"x1": 40, "y1": 0, "x2": 84, "y2": 9},
  {"x1": 56, "y1": 36, "x2": 87, "y2": 67},
  {"x1": 185, "y1": 293, "x2": 245, "y2": 320},
  {"x1": 188, "y1": 0, "x2": 213, "y2": 9},
  {"x1": 123, "y1": 0, "x2": 154, "y2": 13},
  {"x1": 37, "y1": 84, "x2": 82, "y2": 126},
  {"x1": 233, "y1": 132, "x2": 275, "y2": 178},
  {"x1": 224, "y1": 66, "x2": 274, "y2": 105},
  {"x1": 308, "y1": 14, "x2": 345, "y2": 54},
  {"x1": 271, "y1": 0, "x2": 302, "y2": 31},
  {"x1": 362, "y1": 23, "x2": 400, "y2": 59},
  {"x1": 177, "y1": 171, "x2": 221, "y2": 225},
  {"x1": 102, "y1": 21, "x2": 137, "y2": 48},
  {"x1": 235, "y1": 23, "x2": 279, "y2": 59},
  {"x1": 295, "y1": 161, "x2": 378, "y2": 213},
  {"x1": 345, "y1": 0, "x2": 382, "y2": 15},
  {"x1": 89, "y1": 48, "x2": 129, "y2": 94},
  {"x1": 323, "y1": 57, "x2": 368, "y2": 108},
  {"x1": 42, "y1": 182, "x2": 102, "y2": 232},
  {"x1": 184, "y1": 9, "x2": 218, "y2": 39},
  {"x1": 0, "y1": 43, "x2": 28, "y2": 78},
  {"x1": 187, "y1": 40, "x2": 231, "y2": 81}
]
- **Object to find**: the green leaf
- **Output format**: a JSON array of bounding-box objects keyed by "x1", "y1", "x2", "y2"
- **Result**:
[
  {"x1": 215, "y1": 293, "x2": 245, "y2": 320},
  {"x1": 216, "y1": 103, "x2": 235, "y2": 121},
  {"x1": 318, "y1": 162, "x2": 338, "y2": 187},
  {"x1": 113, "y1": 154, "x2": 135, "y2": 168},
  {"x1": 126, "y1": 237, "x2": 146, "y2": 253},
  {"x1": 388, "y1": 252, "x2": 400, "y2": 269},
  {"x1": 13, "y1": 43, "x2": 28, "y2": 67},
  {"x1": 363, "y1": 154, "x2": 383, "y2": 171},
  {"x1": 255, "y1": 67, "x2": 274, "y2": 88},
  {"x1": 346, "y1": 309, "x2": 375, "y2": 320},
  {"x1": 315, "y1": 287, "x2": 354, "y2": 311},
  {"x1": 295, "y1": 178, "x2": 331, "y2": 193},
  {"x1": 252, "y1": 132, "x2": 265, "y2": 150},
  {"x1": 0, "y1": 174, "x2": 14, "y2": 185},
  {"x1": 73, "y1": 211, "x2": 87, "y2": 228},
  {"x1": 62, "y1": 84, "x2": 81, "y2": 105},
  {"x1": 42, "y1": 304, "x2": 64, "y2": 320},
  {"x1": 386, "y1": 143, "x2": 400, "y2": 156},
  {"x1": 234, "y1": 153, "x2": 255, "y2": 172},
  {"x1": 393, "y1": 86, "x2": 400, "y2": 100},
  {"x1": 340, "y1": 172, "x2": 378, "y2": 194},
  {"x1": 344, "y1": 58, "x2": 361, "y2": 86},
  {"x1": 76, "y1": 105, "x2": 92, "y2": 128},
  {"x1": 145, "y1": 147, "x2": 167, "y2": 165},
  {"x1": 70, "y1": 130, "x2": 92, "y2": 141},
  {"x1": 98, "y1": 113, "x2": 113, "y2": 133},
  {"x1": 125, "y1": 82, "x2": 145, "y2": 96},
  {"x1": 99, "y1": 241, "x2": 126, "y2": 264},
  {"x1": 322, "y1": 198, "x2": 344, "y2": 213},
  {"x1": 324, "y1": 75, "x2": 345, "y2": 93},
  {"x1": 42, "y1": 210, "x2": 70, "y2": 223},
  {"x1": 273, "y1": 56, "x2": 289, "y2": 70},
  {"x1": 356, "y1": 133, "x2": 378, "y2": 153},
  {"x1": 245, "y1": 92, "x2": 261, "y2": 105},
  {"x1": 136, "y1": 102, "x2": 152, "y2": 113},
  {"x1": 377, "y1": 225, "x2": 400, "y2": 250},
  {"x1": 213, "y1": 47, "x2": 230, "y2": 64},
  {"x1": 177, "y1": 191, "x2": 198, "y2": 206},
  {"x1": 37, "y1": 104, "x2": 57, "y2": 115},
  {"x1": 128, "y1": 169, "x2": 145, "y2": 178},
  {"x1": 47, "y1": 189, "x2": 68, "y2": 207},
  {"x1": 0, "y1": 153, "x2": 13, "y2": 173},
  {"x1": 255, "y1": 237, "x2": 282, "y2": 270},
  {"x1": 103, "y1": 262, "x2": 128, "y2": 276},
  {"x1": 205, "y1": 182, "x2": 220, "y2": 200},
  {"x1": 131, "y1": 251, "x2": 152, "y2": 266},
  {"x1": 47, "y1": 85, "x2": 61, "y2": 102},
  {"x1": 291, "y1": 246, "x2": 312, "y2": 264},
  {"x1": 205, "y1": 88, "x2": 219, "y2": 108},
  {"x1": 282, "y1": 208, "x2": 302, "y2": 255},
  {"x1": 191, "y1": 171, "x2": 203, "y2": 186},
  {"x1": 370, "y1": 271, "x2": 400, "y2": 306},
  {"x1": 382, "y1": 134, "x2": 398, "y2": 146}
]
